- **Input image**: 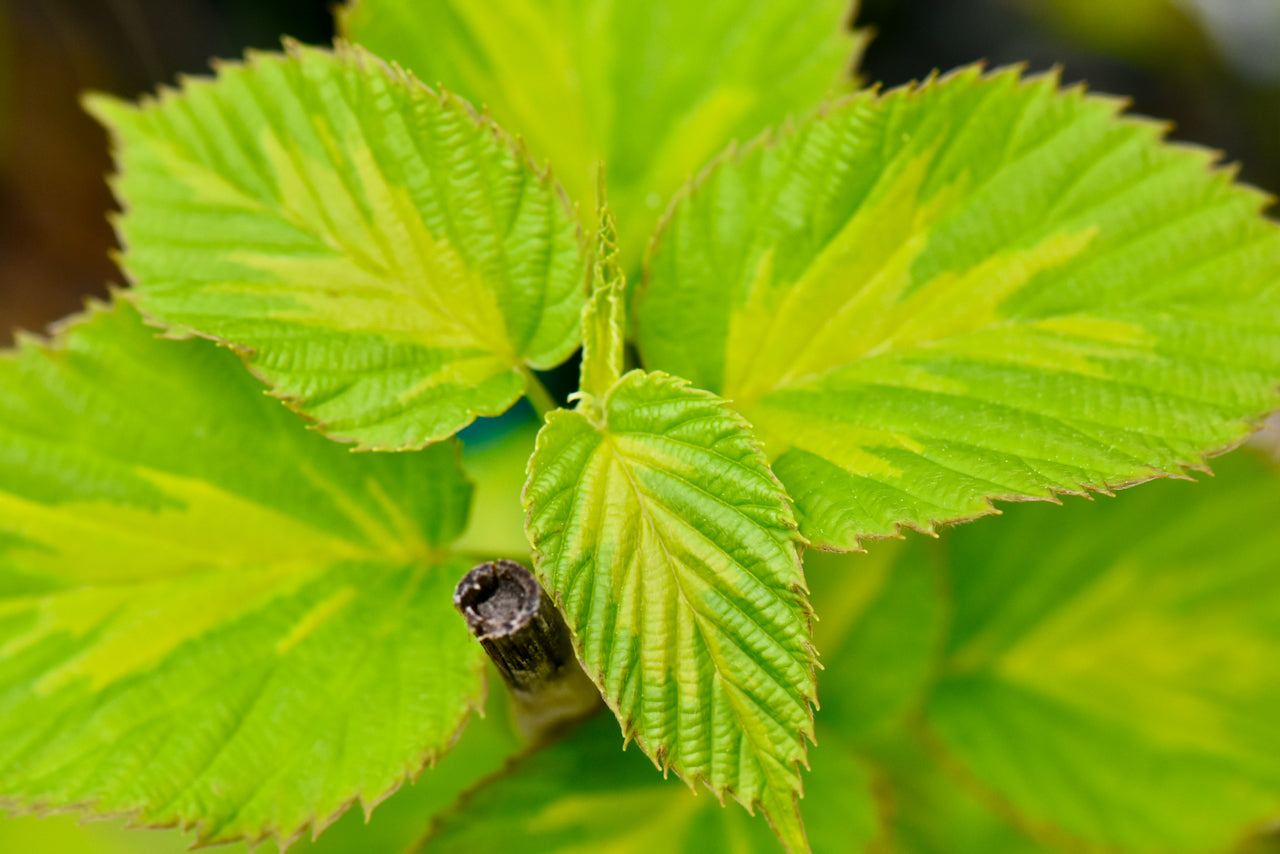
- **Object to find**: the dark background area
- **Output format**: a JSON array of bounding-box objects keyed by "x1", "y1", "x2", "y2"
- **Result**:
[{"x1": 1, "y1": 0, "x2": 1276, "y2": 345}]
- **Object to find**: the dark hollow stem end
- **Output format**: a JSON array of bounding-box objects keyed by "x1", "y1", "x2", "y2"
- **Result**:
[
  {"x1": 454, "y1": 559, "x2": 604, "y2": 742},
  {"x1": 454, "y1": 558, "x2": 542, "y2": 640}
]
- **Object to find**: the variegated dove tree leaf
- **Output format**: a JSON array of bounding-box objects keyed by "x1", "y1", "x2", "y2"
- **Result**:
[
  {"x1": 0, "y1": 302, "x2": 483, "y2": 846},
  {"x1": 639, "y1": 65, "x2": 1280, "y2": 550},
  {"x1": 89, "y1": 42, "x2": 587, "y2": 451}
]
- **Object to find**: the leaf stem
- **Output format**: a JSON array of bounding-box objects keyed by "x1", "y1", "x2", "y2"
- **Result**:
[{"x1": 521, "y1": 367, "x2": 558, "y2": 420}]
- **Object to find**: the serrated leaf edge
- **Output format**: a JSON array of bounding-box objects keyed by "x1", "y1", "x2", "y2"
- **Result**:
[
  {"x1": 85, "y1": 38, "x2": 591, "y2": 453},
  {"x1": 0, "y1": 294, "x2": 490, "y2": 849},
  {"x1": 521, "y1": 369, "x2": 819, "y2": 850},
  {"x1": 636, "y1": 61, "x2": 1280, "y2": 553}
]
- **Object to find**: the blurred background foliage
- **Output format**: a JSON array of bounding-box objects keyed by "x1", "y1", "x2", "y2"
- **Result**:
[{"x1": 0, "y1": 0, "x2": 1276, "y2": 851}]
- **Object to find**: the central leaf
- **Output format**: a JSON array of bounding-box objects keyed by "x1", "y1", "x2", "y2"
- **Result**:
[{"x1": 523, "y1": 370, "x2": 816, "y2": 852}]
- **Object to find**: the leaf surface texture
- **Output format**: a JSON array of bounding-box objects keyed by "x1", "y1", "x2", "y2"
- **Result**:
[
  {"x1": 523, "y1": 371, "x2": 815, "y2": 850},
  {"x1": 639, "y1": 66, "x2": 1280, "y2": 549},
  {"x1": 340, "y1": 0, "x2": 862, "y2": 266},
  {"x1": 0, "y1": 303, "x2": 483, "y2": 845},
  {"x1": 92, "y1": 43, "x2": 586, "y2": 450}
]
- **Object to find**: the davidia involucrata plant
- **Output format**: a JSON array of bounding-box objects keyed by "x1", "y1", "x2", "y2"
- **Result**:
[{"x1": 1, "y1": 0, "x2": 1279, "y2": 851}]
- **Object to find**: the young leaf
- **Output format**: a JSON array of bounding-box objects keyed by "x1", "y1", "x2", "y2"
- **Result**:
[
  {"x1": 339, "y1": 0, "x2": 864, "y2": 266},
  {"x1": 0, "y1": 302, "x2": 483, "y2": 846},
  {"x1": 89, "y1": 42, "x2": 587, "y2": 451},
  {"x1": 523, "y1": 371, "x2": 816, "y2": 852},
  {"x1": 924, "y1": 450, "x2": 1280, "y2": 852},
  {"x1": 418, "y1": 714, "x2": 882, "y2": 854},
  {"x1": 579, "y1": 204, "x2": 626, "y2": 401},
  {"x1": 638, "y1": 65, "x2": 1280, "y2": 550}
]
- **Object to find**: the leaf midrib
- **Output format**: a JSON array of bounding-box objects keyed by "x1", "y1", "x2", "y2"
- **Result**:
[{"x1": 599, "y1": 426, "x2": 802, "y2": 792}]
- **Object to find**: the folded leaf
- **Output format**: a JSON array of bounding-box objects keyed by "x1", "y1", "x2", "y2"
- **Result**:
[
  {"x1": 579, "y1": 204, "x2": 626, "y2": 399},
  {"x1": 925, "y1": 450, "x2": 1280, "y2": 852},
  {"x1": 340, "y1": 0, "x2": 864, "y2": 266},
  {"x1": 418, "y1": 713, "x2": 881, "y2": 854},
  {"x1": 638, "y1": 65, "x2": 1280, "y2": 549},
  {"x1": 90, "y1": 42, "x2": 586, "y2": 451},
  {"x1": 523, "y1": 371, "x2": 816, "y2": 852},
  {"x1": 0, "y1": 303, "x2": 483, "y2": 846}
]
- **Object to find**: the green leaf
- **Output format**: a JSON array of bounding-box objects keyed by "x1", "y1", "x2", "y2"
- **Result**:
[
  {"x1": 638, "y1": 65, "x2": 1280, "y2": 550},
  {"x1": 522, "y1": 371, "x2": 816, "y2": 851},
  {"x1": 0, "y1": 811, "x2": 193, "y2": 854},
  {"x1": 295, "y1": 666, "x2": 524, "y2": 854},
  {"x1": 924, "y1": 449, "x2": 1280, "y2": 852},
  {"x1": 0, "y1": 301, "x2": 484, "y2": 846},
  {"x1": 419, "y1": 714, "x2": 881, "y2": 854},
  {"x1": 88, "y1": 42, "x2": 587, "y2": 451},
  {"x1": 806, "y1": 541, "x2": 946, "y2": 744},
  {"x1": 339, "y1": 0, "x2": 864, "y2": 267},
  {"x1": 418, "y1": 714, "x2": 784, "y2": 853},
  {"x1": 0, "y1": 675, "x2": 523, "y2": 854},
  {"x1": 865, "y1": 732, "x2": 1050, "y2": 854}
]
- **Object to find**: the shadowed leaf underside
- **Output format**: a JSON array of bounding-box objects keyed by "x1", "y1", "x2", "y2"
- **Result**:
[
  {"x1": 927, "y1": 450, "x2": 1280, "y2": 852},
  {"x1": 417, "y1": 713, "x2": 881, "y2": 854}
]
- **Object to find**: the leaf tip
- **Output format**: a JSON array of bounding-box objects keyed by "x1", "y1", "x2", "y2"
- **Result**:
[
  {"x1": 80, "y1": 90, "x2": 131, "y2": 128},
  {"x1": 760, "y1": 790, "x2": 811, "y2": 854}
]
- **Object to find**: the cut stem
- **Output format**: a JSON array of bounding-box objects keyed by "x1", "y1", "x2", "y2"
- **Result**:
[{"x1": 455, "y1": 560, "x2": 601, "y2": 742}]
